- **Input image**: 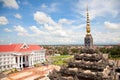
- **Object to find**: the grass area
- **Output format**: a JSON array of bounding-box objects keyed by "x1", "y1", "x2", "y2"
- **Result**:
[
  {"x1": 50, "y1": 55, "x2": 73, "y2": 66},
  {"x1": 109, "y1": 55, "x2": 120, "y2": 60},
  {"x1": 109, "y1": 57, "x2": 120, "y2": 60},
  {"x1": 51, "y1": 55, "x2": 72, "y2": 59},
  {"x1": 2, "y1": 68, "x2": 18, "y2": 75}
]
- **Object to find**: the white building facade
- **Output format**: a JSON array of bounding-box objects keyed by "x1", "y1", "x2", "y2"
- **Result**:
[{"x1": 0, "y1": 43, "x2": 46, "y2": 72}]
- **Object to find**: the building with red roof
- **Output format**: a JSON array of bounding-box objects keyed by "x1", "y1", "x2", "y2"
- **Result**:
[{"x1": 0, "y1": 43, "x2": 46, "y2": 72}]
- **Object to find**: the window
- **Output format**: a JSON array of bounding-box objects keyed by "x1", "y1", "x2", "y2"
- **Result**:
[
  {"x1": 23, "y1": 45, "x2": 26, "y2": 48},
  {"x1": 3, "y1": 66, "x2": 6, "y2": 68},
  {"x1": 16, "y1": 57, "x2": 17, "y2": 63},
  {"x1": 11, "y1": 57, "x2": 13, "y2": 59},
  {"x1": 7, "y1": 54, "x2": 9, "y2": 56},
  {"x1": 7, "y1": 65, "x2": 9, "y2": 68},
  {"x1": 23, "y1": 56, "x2": 25, "y2": 62},
  {"x1": 26, "y1": 56, "x2": 28, "y2": 61}
]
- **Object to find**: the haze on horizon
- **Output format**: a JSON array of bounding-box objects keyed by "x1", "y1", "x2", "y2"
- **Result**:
[{"x1": 0, "y1": 0, "x2": 120, "y2": 45}]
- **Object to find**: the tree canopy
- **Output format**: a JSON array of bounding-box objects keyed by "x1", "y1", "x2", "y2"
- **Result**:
[{"x1": 99, "y1": 46, "x2": 120, "y2": 59}]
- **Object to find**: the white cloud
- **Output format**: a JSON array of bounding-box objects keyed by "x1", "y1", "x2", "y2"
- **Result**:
[
  {"x1": 29, "y1": 26, "x2": 45, "y2": 35},
  {"x1": 49, "y1": 3, "x2": 59, "y2": 12},
  {"x1": 32, "y1": 11, "x2": 93, "y2": 44},
  {"x1": 41, "y1": 4, "x2": 47, "y2": 8},
  {"x1": 34, "y1": 11, "x2": 56, "y2": 25},
  {"x1": 75, "y1": 0, "x2": 119, "y2": 20},
  {"x1": 0, "y1": 16, "x2": 8, "y2": 25},
  {"x1": 0, "y1": 0, "x2": 19, "y2": 9},
  {"x1": 10, "y1": 9, "x2": 119, "y2": 44},
  {"x1": 4, "y1": 28, "x2": 12, "y2": 32},
  {"x1": 44, "y1": 24, "x2": 54, "y2": 31},
  {"x1": 0, "y1": 40, "x2": 4, "y2": 43},
  {"x1": 22, "y1": 1, "x2": 31, "y2": 6},
  {"x1": 93, "y1": 31, "x2": 120, "y2": 44},
  {"x1": 33, "y1": 11, "x2": 70, "y2": 37},
  {"x1": 58, "y1": 18, "x2": 75, "y2": 25},
  {"x1": 104, "y1": 21, "x2": 120, "y2": 29},
  {"x1": 71, "y1": 24, "x2": 86, "y2": 30},
  {"x1": 40, "y1": 3, "x2": 59, "y2": 13},
  {"x1": 14, "y1": 14, "x2": 22, "y2": 19},
  {"x1": 14, "y1": 25, "x2": 27, "y2": 33},
  {"x1": 32, "y1": 11, "x2": 85, "y2": 44},
  {"x1": 14, "y1": 25, "x2": 28, "y2": 36}
]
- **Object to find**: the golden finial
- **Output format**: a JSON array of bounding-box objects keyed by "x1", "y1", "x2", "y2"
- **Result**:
[{"x1": 86, "y1": 5, "x2": 91, "y2": 34}]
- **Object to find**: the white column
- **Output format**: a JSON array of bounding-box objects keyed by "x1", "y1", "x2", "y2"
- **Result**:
[
  {"x1": 21, "y1": 56, "x2": 23, "y2": 69},
  {"x1": 30, "y1": 52, "x2": 34, "y2": 67},
  {"x1": 13, "y1": 56, "x2": 15, "y2": 68},
  {"x1": 31, "y1": 56, "x2": 33, "y2": 66},
  {"x1": 1, "y1": 66, "x2": 3, "y2": 71},
  {"x1": 25, "y1": 56, "x2": 26, "y2": 62},
  {"x1": 6, "y1": 65, "x2": 7, "y2": 70},
  {"x1": 17, "y1": 56, "x2": 20, "y2": 68},
  {"x1": 28, "y1": 56, "x2": 31, "y2": 67},
  {"x1": 31, "y1": 55, "x2": 34, "y2": 66}
]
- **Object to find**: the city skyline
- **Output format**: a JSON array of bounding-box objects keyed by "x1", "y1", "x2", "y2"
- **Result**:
[{"x1": 0, "y1": 0, "x2": 120, "y2": 45}]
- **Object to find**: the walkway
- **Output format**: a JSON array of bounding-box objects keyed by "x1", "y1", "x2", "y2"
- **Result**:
[{"x1": 1, "y1": 65, "x2": 60, "y2": 80}]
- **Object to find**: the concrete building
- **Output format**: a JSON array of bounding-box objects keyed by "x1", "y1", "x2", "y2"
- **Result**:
[{"x1": 0, "y1": 43, "x2": 46, "y2": 72}]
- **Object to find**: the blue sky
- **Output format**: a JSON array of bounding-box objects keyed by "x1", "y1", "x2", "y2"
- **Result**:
[{"x1": 0, "y1": 0, "x2": 120, "y2": 45}]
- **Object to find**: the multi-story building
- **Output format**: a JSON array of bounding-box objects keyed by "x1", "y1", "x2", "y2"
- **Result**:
[{"x1": 0, "y1": 43, "x2": 46, "y2": 72}]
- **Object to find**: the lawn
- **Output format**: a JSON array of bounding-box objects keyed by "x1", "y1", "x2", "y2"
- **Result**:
[
  {"x1": 51, "y1": 55, "x2": 72, "y2": 59},
  {"x1": 50, "y1": 55, "x2": 73, "y2": 66}
]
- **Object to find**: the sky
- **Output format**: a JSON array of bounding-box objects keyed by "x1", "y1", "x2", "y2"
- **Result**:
[{"x1": 0, "y1": 0, "x2": 120, "y2": 45}]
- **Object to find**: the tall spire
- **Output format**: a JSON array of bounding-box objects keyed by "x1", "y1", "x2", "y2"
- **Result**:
[
  {"x1": 86, "y1": 5, "x2": 91, "y2": 34},
  {"x1": 84, "y1": 5, "x2": 93, "y2": 48}
]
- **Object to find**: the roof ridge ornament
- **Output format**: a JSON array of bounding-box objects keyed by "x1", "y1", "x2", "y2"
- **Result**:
[{"x1": 20, "y1": 43, "x2": 29, "y2": 49}]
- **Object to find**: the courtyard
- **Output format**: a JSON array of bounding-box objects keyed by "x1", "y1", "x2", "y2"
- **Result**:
[{"x1": 0, "y1": 65, "x2": 60, "y2": 80}]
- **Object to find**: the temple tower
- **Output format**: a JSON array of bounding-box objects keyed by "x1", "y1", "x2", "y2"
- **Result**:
[
  {"x1": 84, "y1": 6, "x2": 93, "y2": 48},
  {"x1": 48, "y1": 6, "x2": 114, "y2": 80}
]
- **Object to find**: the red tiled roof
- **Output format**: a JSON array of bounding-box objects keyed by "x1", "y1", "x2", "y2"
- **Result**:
[{"x1": 0, "y1": 43, "x2": 42, "y2": 52}]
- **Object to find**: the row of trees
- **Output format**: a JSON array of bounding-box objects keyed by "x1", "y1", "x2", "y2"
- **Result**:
[
  {"x1": 45, "y1": 45, "x2": 120, "y2": 59},
  {"x1": 45, "y1": 46, "x2": 81, "y2": 55},
  {"x1": 99, "y1": 46, "x2": 120, "y2": 59}
]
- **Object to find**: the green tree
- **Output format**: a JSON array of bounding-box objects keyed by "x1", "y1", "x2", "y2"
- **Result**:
[
  {"x1": 62, "y1": 47, "x2": 68, "y2": 55},
  {"x1": 109, "y1": 46, "x2": 120, "y2": 59},
  {"x1": 71, "y1": 48, "x2": 79, "y2": 53},
  {"x1": 99, "y1": 47, "x2": 109, "y2": 53}
]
